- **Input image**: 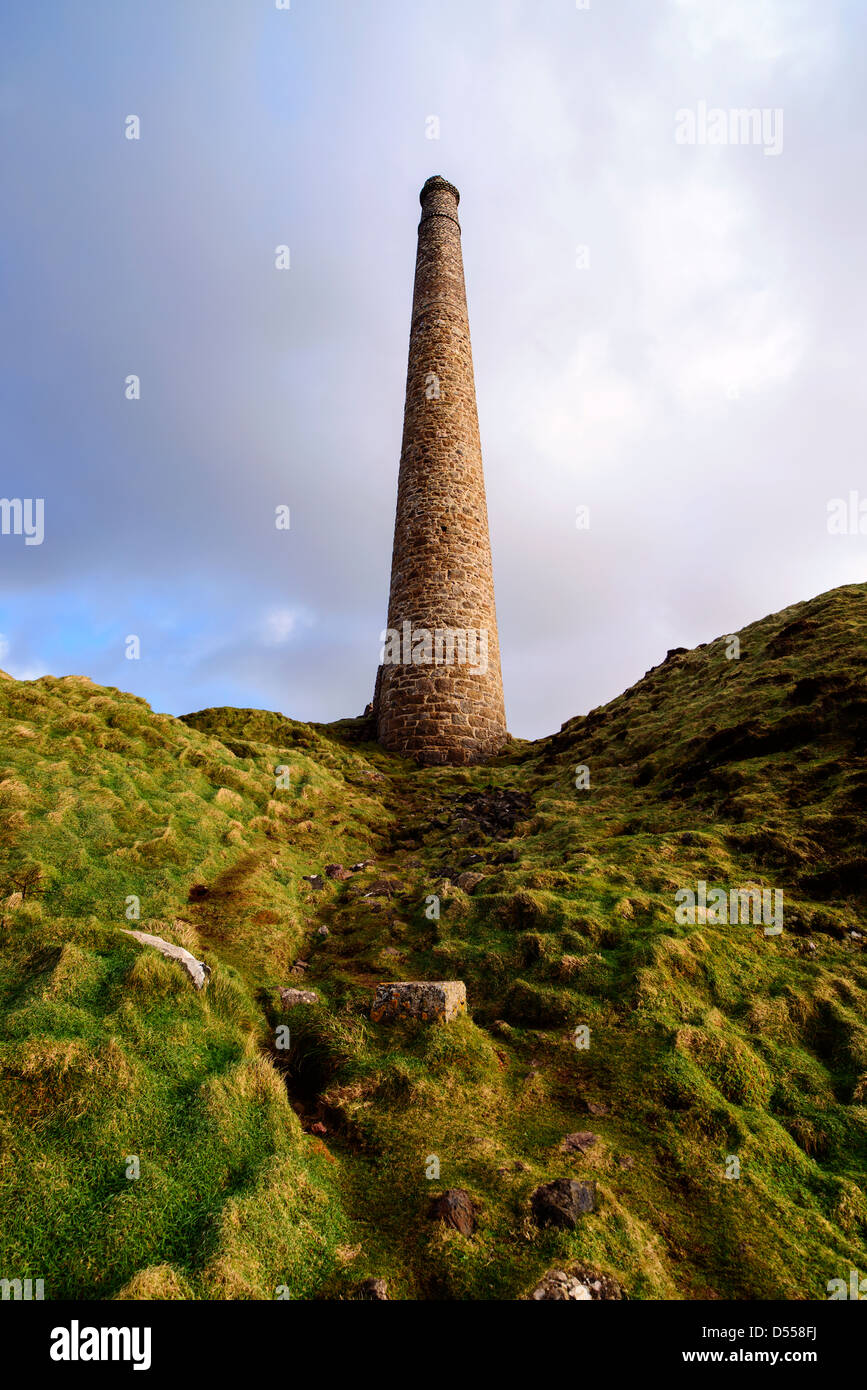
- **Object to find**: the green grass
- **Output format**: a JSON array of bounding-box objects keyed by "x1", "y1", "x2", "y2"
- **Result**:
[{"x1": 1, "y1": 583, "x2": 866, "y2": 1299}]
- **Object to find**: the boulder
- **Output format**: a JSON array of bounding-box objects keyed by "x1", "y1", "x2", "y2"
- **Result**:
[
  {"x1": 429, "y1": 1188, "x2": 476, "y2": 1235},
  {"x1": 279, "y1": 987, "x2": 319, "y2": 1008},
  {"x1": 121, "y1": 929, "x2": 211, "y2": 990},
  {"x1": 371, "y1": 980, "x2": 467, "y2": 1023},
  {"x1": 357, "y1": 1277, "x2": 389, "y2": 1300},
  {"x1": 561, "y1": 1131, "x2": 598, "y2": 1155},
  {"x1": 530, "y1": 1179, "x2": 596, "y2": 1229},
  {"x1": 456, "y1": 871, "x2": 486, "y2": 893}
]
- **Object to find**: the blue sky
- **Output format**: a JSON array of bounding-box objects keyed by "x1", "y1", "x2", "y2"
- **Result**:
[{"x1": 1, "y1": 0, "x2": 865, "y2": 737}]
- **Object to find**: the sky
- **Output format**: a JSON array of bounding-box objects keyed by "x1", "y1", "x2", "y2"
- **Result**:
[{"x1": 0, "y1": 0, "x2": 865, "y2": 739}]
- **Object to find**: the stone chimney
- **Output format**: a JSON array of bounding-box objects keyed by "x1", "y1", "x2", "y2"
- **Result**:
[{"x1": 373, "y1": 176, "x2": 507, "y2": 765}]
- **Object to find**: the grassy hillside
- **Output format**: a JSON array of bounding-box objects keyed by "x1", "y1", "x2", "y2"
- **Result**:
[{"x1": 1, "y1": 582, "x2": 866, "y2": 1300}]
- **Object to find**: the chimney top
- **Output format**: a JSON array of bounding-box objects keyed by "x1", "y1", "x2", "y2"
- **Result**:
[{"x1": 420, "y1": 175, "x2": 460, "y2": 207}]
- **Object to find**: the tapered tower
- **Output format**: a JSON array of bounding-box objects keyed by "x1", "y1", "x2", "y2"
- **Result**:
[{"x1": 373, "y1": 176, "x2": 507, "y2": 765}]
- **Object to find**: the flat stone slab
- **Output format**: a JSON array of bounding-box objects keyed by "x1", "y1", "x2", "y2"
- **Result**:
[
  {"x1": 371, "y1": 980, "x2": 467, "y2": 1023},
  {"x1": 121, "y1": 930, "x2": 210, "y2": 990},
  {"x1": 279, "y1": 987, "x2": 319, "y2": 1008}
]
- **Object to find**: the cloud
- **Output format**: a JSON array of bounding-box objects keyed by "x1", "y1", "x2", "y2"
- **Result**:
[{"x1": 0, "y1": 0, "x2": 863, "y2": 739}]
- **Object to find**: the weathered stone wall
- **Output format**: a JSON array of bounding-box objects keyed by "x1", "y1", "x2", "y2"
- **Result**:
[{"x1": 375, "y1": 176, "x2": 508, "y2": 765}]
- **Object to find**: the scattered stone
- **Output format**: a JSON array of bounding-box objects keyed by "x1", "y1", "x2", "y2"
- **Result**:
[
  {"x1": 121, "y1": 929, "x2": 211, "y2": 990},
  {"x1": 456, "y1": 871, "x2": 486, "y2": 893},
  {"x1": 357, "y1": 1277, "x2": 389, "y2": 1300},
  {"x1": 302, "y1": 875, "x2": 325, "y2": 891},
  {"x1": 351, "y1": 861, "x2": 374, "y2": 872},
  {"x1": 850, "y1": 931, "x2": 862, "y2": 940},
  {"x1": 455, "y1": 789, "x2": 531, "y2": 838},
  {"x1": 585, "y1": 1100, "x2": 610, "y2": 1116},
  {"x1": 568, "y1": 1263, "x2": 626, "y2": 1300},
  {"x1": 616, "y1": 1153, "x2": 635, "y2": 1170},
  {"x1": 531, "y1": 1263, "x2": 626, "y2": 1300},
  {"x1": 531, "y1": 1270, "x2": 592, "y2": 1301},
  {"x1": 530, "y1": 1179, "x2": 596, "y2": 1230},
  {"x1": 429, "y1": 1188, "x2": 476, "y2": 1235},
  {"x1": 310, "y1": 1121, "x2": 328, "y2": 1137},
  {"x1": 562, "y1": 1131, "x2": 598, "y2": 1156},
  {"x1": 363, "y1": 878, "x2": 400, "y2": 899},
  {"x1": 325, "y1": 864, "x2": 352, "y2": 881},
  {"x1": 317, "y1": 925, "x2": 329, "y2": 937},
  {"x1": 291, "y1": 959, "x2": 310, "y2": 974},
  {"x1": 279, "y1": 987, "x2": 319, "y2": 1008},
  {"x1": 371, "y1": 980, "x2": 467, "y2": 1023}
]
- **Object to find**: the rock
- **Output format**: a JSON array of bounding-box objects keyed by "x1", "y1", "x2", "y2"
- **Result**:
[
  {"x1": 568, "y1": 1263, "x2": 626, "y2": 1300},
  {"x1": 302, "y1": 875, "x2": 325, "y2": 891},
  {"x1": 585, "y1": 1100, "x2": 610, "y2": 1116},
  {"x1": 325, "y1": 864, "x2": 352, "y2": 880},
  {"x1": 616, "y1": 1153, "x2": 635, "y2": 1170},
  {"x1": 351, "y1": 861, "x2": 374, "y2": 871},
  {"x1": 279, "y1": 987, "x2": 319, "y2": 1008},
  {"x1": 531, "y1": 1271, "x2": 592, "y2": 1301},
  {"x1": 456, "y1": 871, "x2": 486, "y2": 892},
  {"x1": 429, "y1": 1188, "x2": 477, "y2": 1235},
  {"x1": 562, "y1": 1131, "x2": 598, "y2": 1155},
  {"x1": 121, "y1": 929, "x2": 211, "y2": 990},
  {"x1": 455, "y1": 789, "x2": 531, "y2": 837},
  {"x1": 363, "y1": 878, "x2": 400, "y2": 899},
  {"x1": 531, "y1": 1264, "x2": 625, "y2": 1300},
  {"x1": 310, "y1": 1121, "x2": 328, "y2": 1137},
  {"x1": 357, "y1": 1277, "x2": 389, "y2": 1300},
  {"x1": 317, "y1": 925, "x2": 329, "y2": 937},
  {"x1": 530, "y1": 1179, "x2": 597, "y2": 1229},
  {"x1": 371, "y1": 980, "x2": 467, "y2": 1023}
]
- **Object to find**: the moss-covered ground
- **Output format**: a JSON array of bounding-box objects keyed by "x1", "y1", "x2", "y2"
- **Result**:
[{"x1": 1, "y1": 582, "x2": 866, "y2": 1299}]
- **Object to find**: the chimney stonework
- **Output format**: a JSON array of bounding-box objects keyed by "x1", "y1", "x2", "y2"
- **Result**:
[{"x1": 374, "y1": 176, "x2": 508, "y2": 765}]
